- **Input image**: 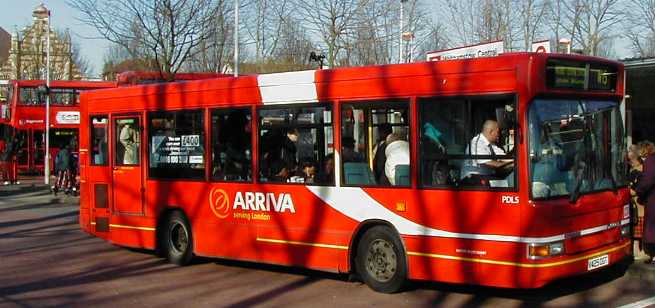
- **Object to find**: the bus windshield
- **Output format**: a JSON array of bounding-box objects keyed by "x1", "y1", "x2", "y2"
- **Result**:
[{"x1": 528, "y1": 99, "x2": 627, "y2": 200}]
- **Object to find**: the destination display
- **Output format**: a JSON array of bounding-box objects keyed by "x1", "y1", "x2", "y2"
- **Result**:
[{"x1": 546, "y1": 59, "x2": 617, "y2": 91}]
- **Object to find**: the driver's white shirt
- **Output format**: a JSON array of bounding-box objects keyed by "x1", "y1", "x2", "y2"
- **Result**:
[{"x1": 466, "y1": 133, "x2": 506, "y2": 167}]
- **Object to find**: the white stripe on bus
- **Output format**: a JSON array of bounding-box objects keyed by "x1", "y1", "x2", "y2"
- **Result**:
[
  {"x1": 257, "y1": 70, "x2": 318, "y2": 105},
  {"x1": 306, "y1": 186, "x2": 627, "y2": 244}
]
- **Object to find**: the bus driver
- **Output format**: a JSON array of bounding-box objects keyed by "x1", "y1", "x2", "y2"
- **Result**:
[{"x1": 463, "y1": 120, "x2": 513, "y2": 180}]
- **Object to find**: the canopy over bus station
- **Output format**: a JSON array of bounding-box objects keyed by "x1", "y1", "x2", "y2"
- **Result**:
[{"x1": 623, "y1": 57, "x2": 655, "y2": 144}]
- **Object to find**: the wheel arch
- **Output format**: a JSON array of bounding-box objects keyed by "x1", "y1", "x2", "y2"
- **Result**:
[{"x1": 348, "y1": 219, "x2": 409, "y2": 275}]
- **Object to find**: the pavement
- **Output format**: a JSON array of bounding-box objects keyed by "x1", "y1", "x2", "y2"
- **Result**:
[
  {"x1": 2, "y1": 176, "x2": 655, "y2": 285},
  {"x1": 629, "y1": 241, "x2": 655, "y2": 283}
]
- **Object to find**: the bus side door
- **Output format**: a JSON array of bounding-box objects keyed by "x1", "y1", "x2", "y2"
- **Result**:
[{"x1": 111, "y1": 115, "x2": 144, "y2": 214}]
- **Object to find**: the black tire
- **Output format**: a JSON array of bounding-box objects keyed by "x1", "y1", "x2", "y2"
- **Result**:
[
  {"x1": 355, "y1": 226, "x2": 407, "y2": 293},
  {"x1": 164, "y1": 211, "x2": 194, "y2": 265}
]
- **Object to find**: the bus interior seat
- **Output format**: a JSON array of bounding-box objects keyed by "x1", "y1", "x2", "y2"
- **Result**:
[
  {"x1": 343, "y1": 162, "x2": 376, "y2": 185},
  {"x1": 394, "y1": 164, "x2": 410, "y2": 186}
]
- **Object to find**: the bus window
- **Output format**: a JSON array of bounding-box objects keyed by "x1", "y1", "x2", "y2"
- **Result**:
[
  {"x1": 341, "y1": 101, "x2": 409, "y2": 187},
  {"x1": 148, "y1": 110, "x2": 205, "y2": 180},
  {"x1": 419, "y1": 96, "x2": 516, "y2": 189},
  {"x1": 19, "y1": 87, "x2": 41, "y2": 105},
  {"x1": 50, "y1": 88, "x2": 79, "y2": 106},
  {"x1": 211, "y1": 108, "x2": 252, "y2": 182},
  {"x1": 258, "y1": 105, "x2": 333, "y2": 185},
  {"x1": 91, "y1": 116, "x2": 109, "y2": 165}
]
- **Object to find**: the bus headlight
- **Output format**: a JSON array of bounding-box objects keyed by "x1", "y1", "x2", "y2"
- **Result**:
[
  {"x1": 528, "y1": 242, "x2": 564, "y2": 259},
  {"x1": 621, "y1": 225, "x2": 630, "y2": 238}
]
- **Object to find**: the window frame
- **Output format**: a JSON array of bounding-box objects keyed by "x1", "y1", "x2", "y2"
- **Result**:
[
  {"x1": 417, "y1": 93, "x2": 519, "y2": 192},
  {"x1": 256, "y1": 102, "x2": 335, "y2": 186},
  {"x1": 339, "y1": 99, "x2": 412, "y2": 188}
]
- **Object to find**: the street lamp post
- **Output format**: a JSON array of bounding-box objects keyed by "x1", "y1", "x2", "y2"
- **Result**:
[
  {"x1": 399, "y1": 0, "x2": 405, "y2": 63},
  {"x1": 44, "y1": 7, "x2": 51, "y2": 185},
  {"x1": 234, "y1": 0, "x2": 239, "y2": 77}
]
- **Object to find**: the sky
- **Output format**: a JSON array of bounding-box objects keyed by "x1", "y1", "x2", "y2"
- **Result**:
[
  {"x1": 0, "y1": 0, "x2": 110, "y2": 78},
  {"x1": 0, "y1": 1, "x2": 634, "y2": 80}
]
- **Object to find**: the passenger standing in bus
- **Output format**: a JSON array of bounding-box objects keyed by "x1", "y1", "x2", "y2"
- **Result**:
[
  {"x1": 263, "y1": 128, "x2": 299, "y2": 182},
  {"x1": 384, "y1": 132, "x2": 410, "y2": 186},
  {"x1": 636, "y1": 141, "x2": 655, "y2": 264},
  {"x1": 373, "y1": 123, "x2": 393, "y2": 185},
  {"x1": 119, "y1": 123, "x2": 138, "y2": 164}
]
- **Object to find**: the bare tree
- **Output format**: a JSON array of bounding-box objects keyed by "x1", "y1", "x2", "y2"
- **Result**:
[
  {"x1": 517, "y1": 0, "x2": 549, "y2": 51},
  {"x1": 624, "y1": 0, "x2": 655, "y2": 57},
  {"x1": 417, "y1": 18, "x2": 450, "y2": 58},
  {"x1": 295, "y1": 0, "x2": 370, "y2": 68},
  {"x1": 443, "y1": 0, "x2": 517, "y2": 50},
  {"x1": 272, "y1": 16, "x2": 316, "y2": 69},
  {"x1": 69, "y1": 0, "x2": 220, "y2": 80},
  {"x1": 345, "y1": 0, "x2": 397, "y2": 66},
  {"x1": 244, "y1": 0, "x2": 292, "y2": 63},
  {"x1": 185, "y1": 0, "x2": 236, "y2": 73},
  {"x1": 560, "y1": 0, "x2": 621, "y2": 56}
]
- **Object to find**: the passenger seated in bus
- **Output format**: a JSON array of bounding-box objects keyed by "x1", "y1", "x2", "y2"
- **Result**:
[
  {"x1": 463, "y1": 120, "x2": 513, "y2": 181},
  {"x1": 373, "y1": 123, "x2": 393, "y2": 185},
  {"x1": 292, "y1": 158, "x2": 317, "y2": 184},
  {"x1": 423, "y1": 123, "x2": 450, "y2": 185},
  {"x1": 384, "y1": 132, "x2": 410, "y2": 186},
  {"x1": 316, "y1": 153, "x2": 334, "y2": 184},
  {"x1": 342, "y1": 136, "x2": 364, "y2": 162}
]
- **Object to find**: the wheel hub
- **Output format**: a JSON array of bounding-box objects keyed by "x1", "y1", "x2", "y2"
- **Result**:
[
  {"x1": 365, "y1": 239, "x2": 397, "y2": 282},
  {"x1": 169, "y1": 222, "x2": 188, "y2": 253}
]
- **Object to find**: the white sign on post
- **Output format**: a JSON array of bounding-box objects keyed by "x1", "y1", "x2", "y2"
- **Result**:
[
  {"x1": 531, "y1": 40, "x2": 551, "y2": 53},
  {"x1": 426, "y1": 40, "x2": 504, "y2": 61}
]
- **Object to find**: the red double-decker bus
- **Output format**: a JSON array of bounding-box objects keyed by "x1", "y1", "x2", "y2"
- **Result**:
[
  {"x1": 79, "y1": 53, "x2": 631, "y2": 293},
  {"x1": 0, "y1": 80, "x2": 116, "y2": 173}
]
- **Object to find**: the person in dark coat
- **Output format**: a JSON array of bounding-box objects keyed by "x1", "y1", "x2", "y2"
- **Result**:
[{"x1": 636, "y1": 141, "x2": 655, "y2": 263}]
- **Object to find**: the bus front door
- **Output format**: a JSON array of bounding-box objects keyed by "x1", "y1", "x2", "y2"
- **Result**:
[{"x1": 111, "y1": 115, "x2": 144, "y2": 214}]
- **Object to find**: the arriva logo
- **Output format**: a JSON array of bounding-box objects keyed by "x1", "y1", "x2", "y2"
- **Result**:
[
  {"x1": 209, "y1": 188, "x2": 230, "y2": 219},
  {"x1": 209, "y1": 188, "x2": 296, "y2": 219},
  {"x1": 233, "y1": 192, "x2": 295, "y2": 213}
]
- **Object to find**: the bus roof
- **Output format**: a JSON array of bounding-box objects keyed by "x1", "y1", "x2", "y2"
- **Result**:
[
  {"x1": 83, "y1": 52, "x2": 623, "y2": 109},
  {"x1": 12, "y1": 79, "x2": 117, "y2": 89}
]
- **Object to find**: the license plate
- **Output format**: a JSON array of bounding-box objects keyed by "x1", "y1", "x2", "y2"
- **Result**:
[{"x1": 587, "y1": 254, "x2": 609, "y2": 271}]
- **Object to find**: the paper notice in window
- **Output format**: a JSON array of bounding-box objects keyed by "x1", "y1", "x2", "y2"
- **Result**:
[{"x1": 189, "y1": 156, "x2": 204, "y2": 164}]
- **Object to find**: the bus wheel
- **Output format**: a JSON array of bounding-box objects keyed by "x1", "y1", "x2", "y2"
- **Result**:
[
  {"x1": 355, "y1": 226, "x2": 407, "y2": 293},
  {"x1": 165, "y1": 211, "x2": 194, "y2": 265}
]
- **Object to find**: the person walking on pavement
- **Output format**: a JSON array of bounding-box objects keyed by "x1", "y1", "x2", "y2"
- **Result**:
[
  {"x1": 0, "y1": 137, "x2": 19, "y2": 185},
  {"x1": 53, "y1": 144, "x2": 73, "y2": 194},
  {"x1": 636, "y1": 141, "x2": 655, "y2": 263}
]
